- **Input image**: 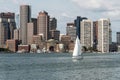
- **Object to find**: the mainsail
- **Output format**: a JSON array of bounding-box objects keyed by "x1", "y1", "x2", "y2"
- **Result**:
[{"x1": 72, "y1": 36, "x2": 81, "y2": 57}]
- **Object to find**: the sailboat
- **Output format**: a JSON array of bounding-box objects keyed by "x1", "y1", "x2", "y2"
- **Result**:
[{"x1": 72, "y1": 36, "x2": 82, "y2": 59}]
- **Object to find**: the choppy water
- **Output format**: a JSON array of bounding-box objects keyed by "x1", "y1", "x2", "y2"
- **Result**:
[{"x1": 0, "y1": 53, "x2": 120, "y2": 80}]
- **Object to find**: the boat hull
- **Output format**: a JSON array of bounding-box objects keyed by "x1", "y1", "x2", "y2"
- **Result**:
[{"x1": 72, "y1": 56, "x2": 83, "y2": 60}]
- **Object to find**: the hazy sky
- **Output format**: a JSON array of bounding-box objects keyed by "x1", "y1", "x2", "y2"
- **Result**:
[{"x1": 0, "y1": 0, "x2": 120, "y2": 41}]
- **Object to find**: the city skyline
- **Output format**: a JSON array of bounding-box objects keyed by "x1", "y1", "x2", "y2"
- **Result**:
[{"x1": 0, "y1": 0, "x2": 120, "y2": 41}]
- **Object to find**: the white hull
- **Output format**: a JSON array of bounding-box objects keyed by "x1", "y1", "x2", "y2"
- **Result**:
[{"x1": 72, "y1": 55, "x2": 83, "y2": 60}]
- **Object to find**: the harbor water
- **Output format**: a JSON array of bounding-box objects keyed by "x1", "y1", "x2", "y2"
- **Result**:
[{"x1": 0, "y1": 53, "x2": 120, "y2": 80}]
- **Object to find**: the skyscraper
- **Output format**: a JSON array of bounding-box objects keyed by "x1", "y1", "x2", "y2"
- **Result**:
[
  {"x1": 66, "y1": 23, "x2": 76, "y2": 41},
  {"x1": 0, "y1": 12, "x2": 16, "y2": 48},
  {"x1": 0, "y1": 22, "x2": 9, "y2": 48},
  {"x1": 74, "y1": 16, "x2": 87, "y2": 39},
  {"x1": 49, "y1": 30, "x2": 60, "y2": 41},
  {"x1": 81, "y1": 19, "x2": 93, "y2": 48},
  {"x1": 37, "y1": 11, "x2": 49, "y2": 40},
  {"x1": 117, "y1": 32, "x2": 120, "y2": 45},
  {"x1": 14, "y1": 29, "x2": 19, "y2": 40},
  {"x1": 49, "y1": 18, "x2": 57, "y2": 30},
  {"x1": 27, "y1": 22, "x2": 34, "y2": 44},
  {"x1": 31, "y1": 18, "x2": 37, "y2": 35},
  {"x1": 20, "y1": 5, "x2": 31, "y2": 44},
  {"x1": 93, "y1": 21, "x2": 98, "y2": 49},
  {"x1": 97, "y1": 18, "x2": 110, "y2": 53}
]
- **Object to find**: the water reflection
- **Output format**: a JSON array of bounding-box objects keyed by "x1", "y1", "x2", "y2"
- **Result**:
[{"x1": 72, "y1": 55, "x2": 84, "y2": 62}]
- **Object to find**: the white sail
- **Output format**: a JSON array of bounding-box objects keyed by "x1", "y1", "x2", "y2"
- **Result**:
[{"x1": 72, "y1": 36, "x2": 81, "y2": 57}]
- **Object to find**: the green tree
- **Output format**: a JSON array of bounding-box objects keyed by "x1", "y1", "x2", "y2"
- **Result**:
[
  {"x1": 88, "y1": 47, "x2": 93, "y2": 52},
  {"x1": 82, "y1": 46, "x2": 87, "y2": 52}
]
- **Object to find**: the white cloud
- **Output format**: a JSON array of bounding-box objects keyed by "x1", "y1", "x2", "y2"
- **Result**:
[
  {"x1": 72, "y1": 0, "x2": 120, "y2": 18},
  {"x1": 72, "y1": 0, "x2": 102, "y2": 9},
  {"x1": 103, "y1": 9, "x2": 120, "y2": 18},
  {"x1": 12, "y1": 0, "x2": 18, "y2": 4},
  {"x1": 71, "y1": 0, "x2": 119, "y2": 10},
  {"x1": 61, "y1": 12, "x2": 75, "y2": 19},
  {"x1": 11, "y1": 0, "x2": 27, "y2": 5},
  {"x1": 61, "y1": 13, "x2": 70, "y2": 17}
]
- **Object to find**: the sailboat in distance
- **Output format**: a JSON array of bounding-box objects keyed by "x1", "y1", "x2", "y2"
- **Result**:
[{"x1": 72, "y1": 36, "x2": 82, "y2": 59}]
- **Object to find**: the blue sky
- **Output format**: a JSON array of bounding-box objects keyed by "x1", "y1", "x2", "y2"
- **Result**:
[{"x1": 0, "y1": 0, "x2": 120, "y2": 42}]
